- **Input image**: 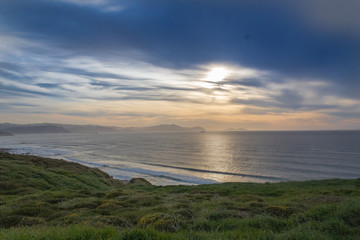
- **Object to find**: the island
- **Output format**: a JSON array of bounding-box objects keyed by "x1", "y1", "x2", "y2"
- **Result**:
[{"x1": 0, "y1": 152, "x2": 359, "y2": 239}]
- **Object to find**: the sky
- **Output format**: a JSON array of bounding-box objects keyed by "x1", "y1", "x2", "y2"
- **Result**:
[{"x1": 0, "y1": 0, "x2": 359, "y2": 130}]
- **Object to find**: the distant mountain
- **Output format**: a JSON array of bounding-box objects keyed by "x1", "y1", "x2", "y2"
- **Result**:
[
  {"x1": 0, "y1": 123, "x2": 206, "y2": 134},
  {"x1": 5, "y1": 125, "x2": 69, "y2": 134},
  {"x1": 0, "y1": 123, "x2": 18, "y2": 131},
  {"x1": 0, "y1": 123, "x2": 116, "y2": 134},
  {"x1": 116, "y1": 124, "x2": 205, "y2": 132},
  {"x1": 60, "y1": 124, "x2": 116, "y2": 133}
]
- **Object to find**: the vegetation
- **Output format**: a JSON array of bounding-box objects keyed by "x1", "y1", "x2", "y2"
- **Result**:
[{"x1": 1, "y1": 152, "x2": 360, "y2": 239}]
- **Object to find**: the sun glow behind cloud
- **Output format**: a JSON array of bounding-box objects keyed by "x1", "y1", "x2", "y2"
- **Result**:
[
  {"x1": 1, "y1": 47, "x2": 359, "y2": 130},
  {"x1": 206, "y1": 67, "x2": 229, "y2": 82}
]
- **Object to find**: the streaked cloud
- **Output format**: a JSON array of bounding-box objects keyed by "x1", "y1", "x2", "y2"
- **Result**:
[{"x1": 0, "y1": 0, "x2": 359, "y2": 130}]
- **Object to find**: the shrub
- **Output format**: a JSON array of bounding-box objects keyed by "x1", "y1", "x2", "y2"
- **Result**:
[
  {"x1": 265, "y1": 205, "x2": 294, "y2": 218},
  {"x1": 248, "y1": 201, "x2": 265, "y2": 208},
  {"x1": 102, "y1": 216, "x2": 130, "y2": 227},
  {"x1": 0, "y1": 215, "x2": 23, "y2": 228},
  {"x1": 336, "y1": 200, "x2": 360, "y2": 227},
  {"x1": 207, "y1": 210, "x2": 240, "y2": 221},
  {"x1": 137, "y1": 213, "x2": 177, "y2": 232},
  {"x1": 105, "y1": 189, "x2": 125, "y2": 199},
  {"x1": 173, "y1": 208, "x2": 193, "y2": 220}
]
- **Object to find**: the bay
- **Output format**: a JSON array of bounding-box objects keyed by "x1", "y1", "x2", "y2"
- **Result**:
[{"x1": 1, "y1": 131, "x2": 359, "y2": 185}]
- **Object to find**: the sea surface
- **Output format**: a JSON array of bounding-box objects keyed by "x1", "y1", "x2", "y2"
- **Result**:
[{"x1": 1, "y1": 131, "x2": 360, "y2": 185}]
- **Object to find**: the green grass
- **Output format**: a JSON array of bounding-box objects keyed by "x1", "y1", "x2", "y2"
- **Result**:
[{"x1": 1, "y1": 152, "x2": 360, "y2": 239}]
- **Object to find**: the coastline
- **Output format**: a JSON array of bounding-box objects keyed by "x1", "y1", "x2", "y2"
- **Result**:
[
  {"x1": 0, "y1": 146, "x2": 219, "y2": 186},
  {"x1": 1, "y1": 130, "x2": 360, "y2": 186},
  {"x1": 0, "y1": 149, "x2": 135, "y2": 185},
  {"x1": 1, "y1": 151, "x2": 360, "y2": 239},
  {"x1": 2, "y1": 142, "x2": 360, "y2": 186},
  {"x1": 0, "y1": 146, "x2": 284, "y2": 185},
  {"x1": 0, "y1": 148, "x2": 11, "y2": 153}
]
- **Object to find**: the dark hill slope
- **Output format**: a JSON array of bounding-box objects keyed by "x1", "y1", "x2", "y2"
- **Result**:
[
  {"x1": 5, "y1": 125, "x2": 69, "y2": 134},
  {"x1": 0, "y1": 152, "x2": 124, "y2": 195}
]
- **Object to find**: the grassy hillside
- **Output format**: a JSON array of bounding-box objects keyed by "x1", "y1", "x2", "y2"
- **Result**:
[{"x1": 0, "y1": 152, "x2": 360, "y2": 239}]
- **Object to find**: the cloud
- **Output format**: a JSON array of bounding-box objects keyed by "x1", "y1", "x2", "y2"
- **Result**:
[
  {"x1": 0, "y1": 0, "x2": 359, "y2": 129},
  {"x1": 233, "y1": 83, "x2": 342, "y2": 114},
  {"x1": 222, "y1": 78, "x2": 266, "y2": 88},
  {"x1": 329, "y1": 111, "x2": 360, "y2": 119},
  {"x1": 0, "y1": 61, "x2": 22, "y2": 72},
  {"x1": 62, "y1": 110, "x2": 165, "y2": 118},
  {"x1": 0, "y1": 0, "x2": 359, "y2": 87},
  {"x1": 0, "y1": 102, "x2": 40, "y2": 113},
  {"x1": 36, "y1": 83, "x2": 62, "y2": 89},
  {"x1": 54, "y1": 67, "x2": 149, "y2": 81},
  {"x1": 0, "y1": 69, "x2": 23, "y2": 81},
  {"x1": 0, "y1": 82, "x2": 58, "y2": 97},
  {"x1": 274, "y1": 89, "x2": 304, "y2": 109}
]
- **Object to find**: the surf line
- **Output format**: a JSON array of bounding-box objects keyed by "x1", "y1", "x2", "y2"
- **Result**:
[{"x1": 139, "y1": 162, "x2": 284, "y2": 181}]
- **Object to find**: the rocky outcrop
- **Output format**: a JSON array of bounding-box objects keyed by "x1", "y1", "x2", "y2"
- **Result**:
[{"x1": 129, "y1": 178, "x2": 152, "y2": 186}]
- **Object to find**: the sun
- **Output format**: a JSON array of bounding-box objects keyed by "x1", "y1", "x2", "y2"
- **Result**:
[{"x1": 206, "y1": 67, "x2": 229, "y2": 82}]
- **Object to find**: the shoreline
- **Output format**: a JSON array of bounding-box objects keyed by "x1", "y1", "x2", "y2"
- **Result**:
[
  {"x1": 2, "y1": 147, "x2": 360, "y2": 186},
  {"x1": 2, "y1": 149, "x2": 360, "y2": 186},
  {"x1": 0, "y1": 151, "x2": 134, "y2": 186},
  {"x1": 2, "y1": 150, "x2": 360, "y2": 186},
  {"x1": 0, "y1": 148, "x2": 11, "y2": 153},
  {"x1": 0, "y1": 147, "x2": 220, "y2": 186},
  {"x1": 2, "y1": 131, "x2": 360, "y2": 186},
  {"x1": 1, "y1": 149, "x2": 216, "y2": 186},
  {"x1": 1, "y1": 147, "x2": 283, "y2": 185},
  {"x1": 1, "y1": 151, "x2": 360, "y2": 239}
]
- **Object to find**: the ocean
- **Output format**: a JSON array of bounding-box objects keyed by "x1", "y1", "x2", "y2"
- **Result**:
[{"x1": 1, "y1": 131, "x2": 359, "y2": 185}]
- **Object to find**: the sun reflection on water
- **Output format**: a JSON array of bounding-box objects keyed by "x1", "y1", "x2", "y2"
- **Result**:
[{"x1": 200, "y1": 133, "x2": 237, "y2": 182}]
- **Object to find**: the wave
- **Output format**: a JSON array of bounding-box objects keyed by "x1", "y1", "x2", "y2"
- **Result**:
[
  {"x1": 7, "y1": 147, "x2": 217, "y2": 185},
  {"x1": 103, "y1": 166, "x2": 218, "y2": 185},
  {"x1": 8, "y1": 146, "x2": 283, "y2": 183},
  {"x1": 9, "y1": 147, "x2": 72, "y2": 156},
  {"x1": 63, "y1": 157, "x2": 107, "y2": 169},
  {"x1": 139, "y1": 162, "x2": 284, "y2": 181}
]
